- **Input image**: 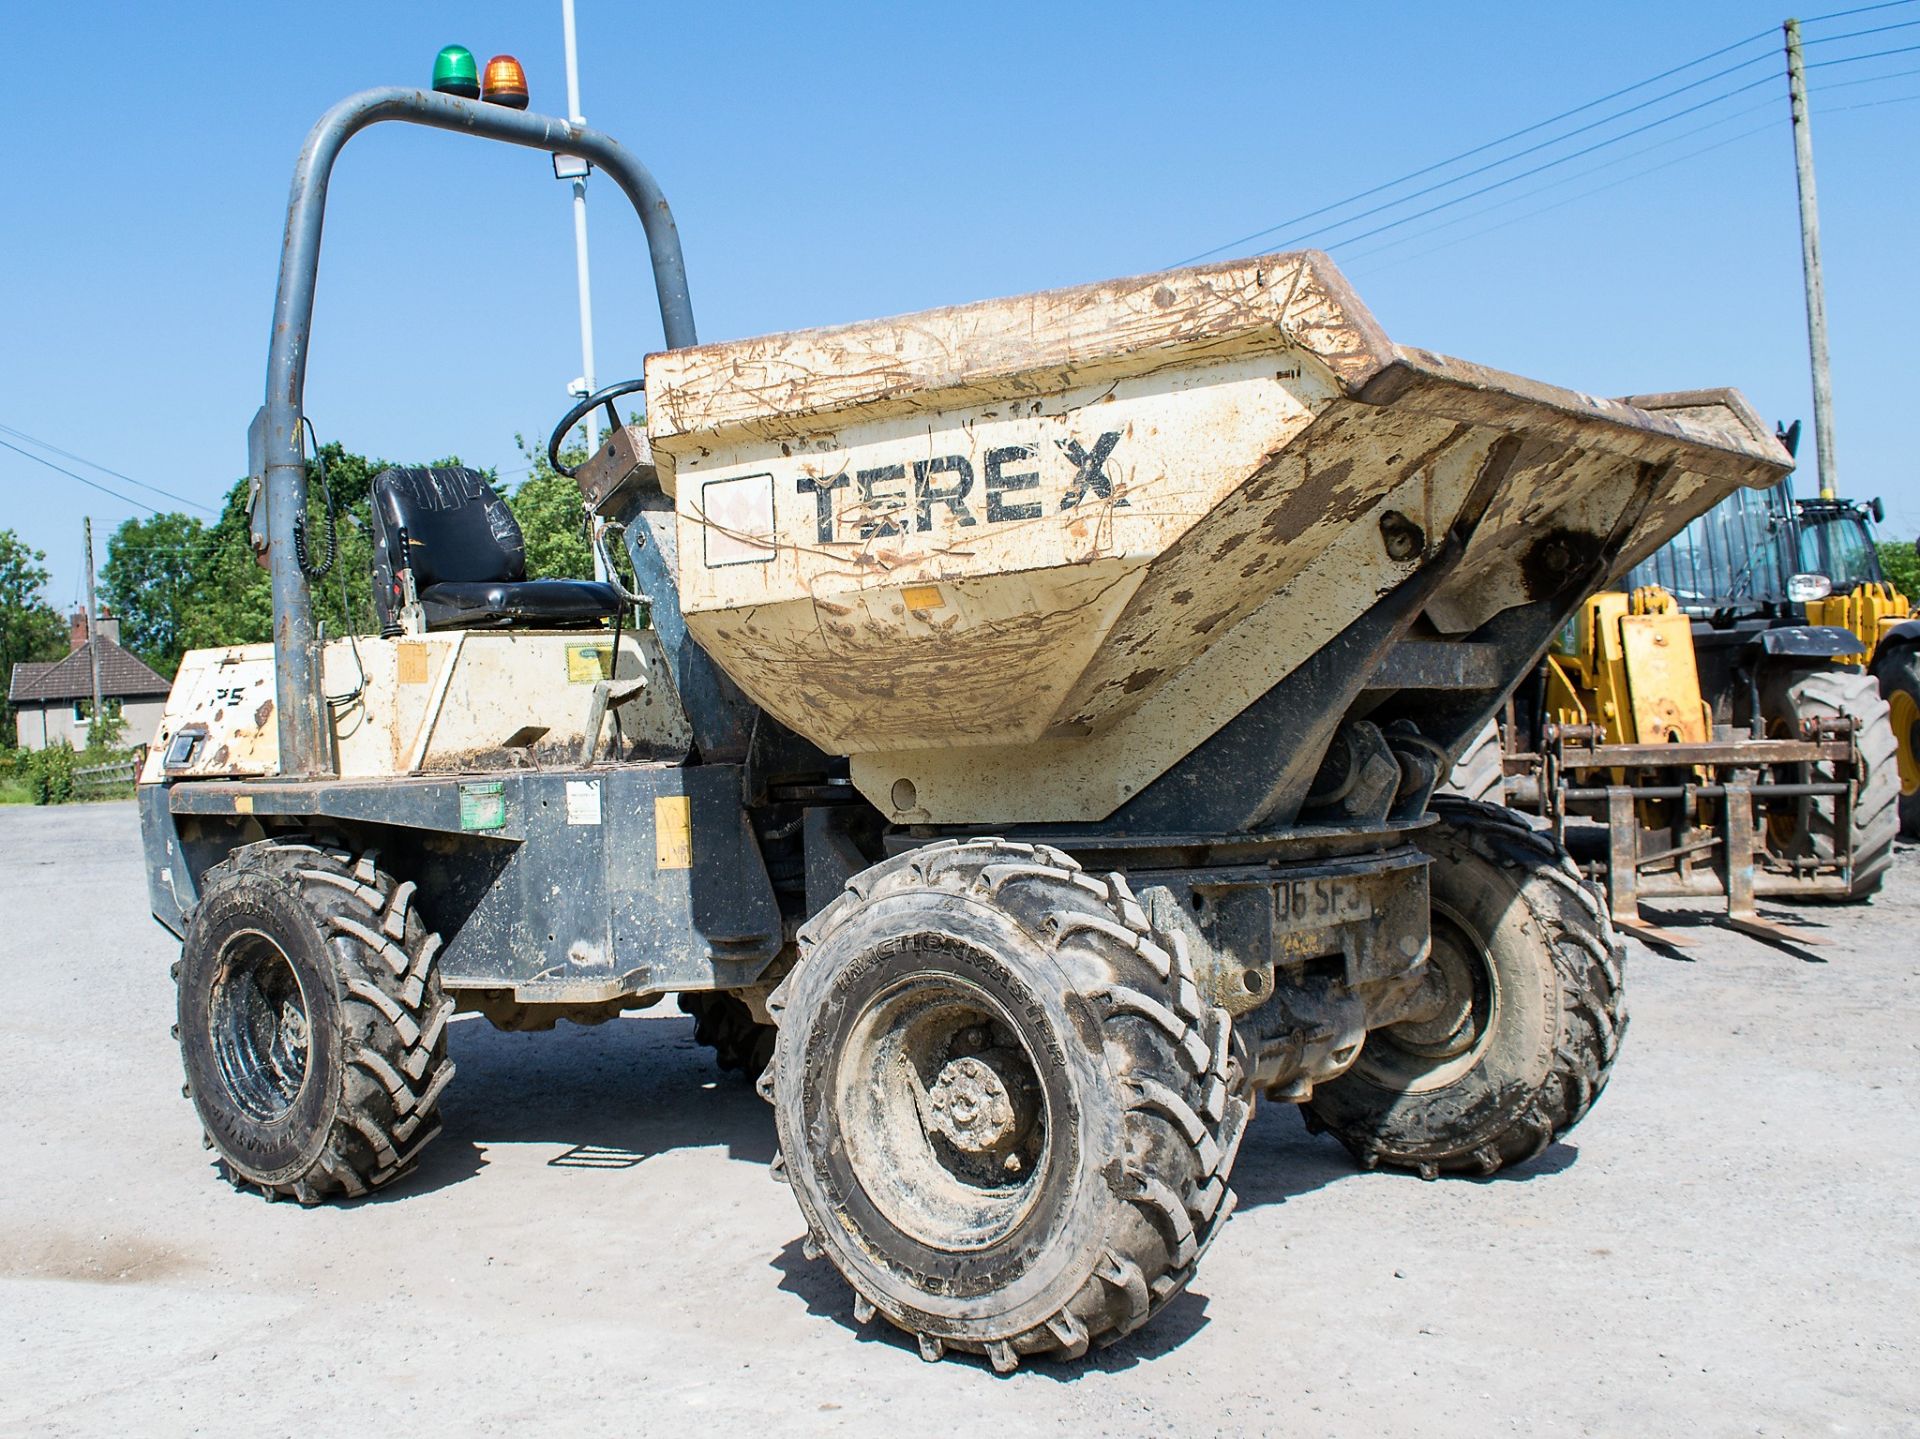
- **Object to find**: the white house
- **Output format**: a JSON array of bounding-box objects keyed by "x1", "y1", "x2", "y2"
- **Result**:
[{"x1": 8, "y1": 610, "x2": 172, "y2": 752}]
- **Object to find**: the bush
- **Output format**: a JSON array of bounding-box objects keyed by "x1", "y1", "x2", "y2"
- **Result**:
[
  {"x1": 82, "y1": 706, "x2": 127, "y2": 758},
  {"x1": 26, "y1": 742, "x2": 76, "y2": 805},
  {"x1": 1878, "y1": 540, "x2": 1919, "y2": 601}
]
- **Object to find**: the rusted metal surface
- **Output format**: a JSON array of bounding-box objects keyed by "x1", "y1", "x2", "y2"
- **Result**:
[
  {"x1": 1556, "y1": 738, "x2": 1849, "y2": 768},
  {"x1": 141, "y1": 630, "x2": 692, "y2": 783},
  {"x1": 643, "y1": 250, "x2": 1787, "y2": 826},
  {"x1": 1514, "y1": 710, "x2": 1864, "y2": 942}
]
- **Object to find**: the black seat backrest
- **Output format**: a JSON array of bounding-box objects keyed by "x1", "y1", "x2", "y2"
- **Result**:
[{"x1": 371, "y1": 467, "x2": 525, "y2": 630}]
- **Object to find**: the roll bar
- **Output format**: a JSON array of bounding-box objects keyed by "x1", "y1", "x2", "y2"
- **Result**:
[{"x1": 253, "y1": 87, "x2": 697, "y2": 776}]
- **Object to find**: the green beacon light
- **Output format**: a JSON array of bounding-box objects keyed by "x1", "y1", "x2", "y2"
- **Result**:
[{"x1": 431, "y1": 45, "x2": 480, "y2": 99}]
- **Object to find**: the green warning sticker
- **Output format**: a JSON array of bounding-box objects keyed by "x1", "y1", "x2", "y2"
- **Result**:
[{"x1": 458, "y1": 779, "x2": 507, "y2": 831}]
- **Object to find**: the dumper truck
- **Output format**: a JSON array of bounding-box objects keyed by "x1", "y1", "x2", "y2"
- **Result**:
[{"x1": 138, "y1": 86, "x2": 1788, "y2": 1370}]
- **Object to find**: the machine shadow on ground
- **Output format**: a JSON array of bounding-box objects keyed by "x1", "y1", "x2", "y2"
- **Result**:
[
  {"x1": 378, "y1": 1011, "x2": 1584, "y2": 1211},
  {"x1": 1632, "y1": 904, "x2": 1836, "y2": 964},
  {"x1": 769, "y1": 1235, "x2": 1215, "y2": 1378},
  {"x1": 365, "y1": 1011, "x2": 778, "y2": 1201}
]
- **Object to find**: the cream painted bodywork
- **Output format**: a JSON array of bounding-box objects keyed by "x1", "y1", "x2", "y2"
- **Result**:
[
  {"x1": 644, "y1": 250, "x2": 1788, "y2": 825},
  {"x1": 141, "y1": 629, "x2": 690, "y2": 783}
]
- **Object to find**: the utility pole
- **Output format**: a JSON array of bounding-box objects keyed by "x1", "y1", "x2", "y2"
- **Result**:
[
  {"x1": 1784, "y1": 18, "x2": 1838, "y2": 500},
  {"x1": 559, "y1": 0, "x2": 607, "y2": 581},
  {"x1": 82, "y1": 517, "x2": 104, "y2": 738}
]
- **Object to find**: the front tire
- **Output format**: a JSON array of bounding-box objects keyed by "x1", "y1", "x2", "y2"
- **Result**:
[
  {"x1": 175, "y1": 838, "x2": 454, "y2": 1202},
  {"x1": 1307, "y1": 800, "x2": 1625, "y2": 1178},
  {"x1": 1763, "y1": 668, "x2": 1898, "y2": 897},
  {"x1": 767, "y1": 839, "x2": 1250, "y2": 1371},
  {"x1": 1870, "y1": 644, "x2": 1920, "y2": 839}
]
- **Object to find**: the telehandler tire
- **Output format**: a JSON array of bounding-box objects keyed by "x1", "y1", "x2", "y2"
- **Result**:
[
  {"x1": 766, "y1": 839, "x2": 1250, "y2": 1372},
  {"x1": 1441, "y1": 719, "x2": 1505, "y2": 804},
  {"x1": 1869, "y1": 643, "x2": 1920, "y2": 839},
  {"x1": 175, "y1": 838, "x2": 454, "y2": 1203},
  {"x1": 1306, "y1": 799, "x2": 1624, "y2": 1179},
  {"x1": 678, "y1": 990, "x2": 776, "y2": 1080},
  {"x1": 1762, "y1": 668, "x2": 1898, "y2": 897}
]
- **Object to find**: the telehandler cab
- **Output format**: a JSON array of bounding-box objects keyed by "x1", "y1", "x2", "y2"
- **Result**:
[{"x1": 140, "y1": 84, "x2": 1786, "y2": 1368}]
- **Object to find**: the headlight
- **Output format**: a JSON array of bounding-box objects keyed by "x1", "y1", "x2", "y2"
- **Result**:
[{"x1": 1787, "y1": 573, "x2": 1833, "y2": 602}]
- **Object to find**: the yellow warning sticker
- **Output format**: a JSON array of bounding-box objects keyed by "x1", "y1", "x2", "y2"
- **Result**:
[
  {"x1": 567, "y1": 643, "x2": 614, "y2": 684},
  {"x1": 901, "y1": 585, "x2": 944, "y2": 612},
  {"x1": 654, "y1": 795, "x2": 692, "y2": 870},
  {"x1": 397, "y1": 644, "x2": 430, "y2": 684}
]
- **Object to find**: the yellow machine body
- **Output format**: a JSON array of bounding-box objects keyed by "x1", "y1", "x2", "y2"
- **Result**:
[
  {"x1": 1545, "y1": 586, "x2": 1710, "y2": 747},
  {"x1": 1805, "y1": 582, "x2": 1913, "y2": 667}
]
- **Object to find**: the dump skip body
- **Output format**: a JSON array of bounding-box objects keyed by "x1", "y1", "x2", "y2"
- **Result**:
[{"x1": 646, "y1": 251, "x2": 1787, "y2": 826}]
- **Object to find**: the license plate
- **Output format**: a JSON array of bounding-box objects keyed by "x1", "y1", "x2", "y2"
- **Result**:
[{"x1": 1273, "y1": 876, "x2": 1373, "y2": 931}]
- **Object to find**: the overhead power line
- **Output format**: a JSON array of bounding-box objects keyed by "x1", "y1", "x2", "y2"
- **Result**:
[
  {"x1": 1232, "y1": 57, "x2": 1781, "y2": 262},
  {"x1": 1175, "y1": 4, "x2": 1917, "y2": 269},
  {"x1": 1287, "y1": 71, "x2": 1777, "y2": 257},
  {"x1": 1172, "y1": 26, "x2": 1780, "y2": 266},
  {"x1": 1333, "y1": 98, "x2": 1781, "y2": 267},
  {"x1": 0, "y1": 420, "x2": 216, "y2": 515},
  {"x1": 1827, "y1": 89, "x2": 1920, "y2": 108},
  {"x1": 1346, "y1": 118, "x2": 1786, "y2": 279},
  {"x1": 0, "y1": 436, "x2": 160, "y2": 517},
  {"x1": 1802, "y1": 17, "x2": 1920, "y2": 44},
  {"x1": 1815, "y1": 61, "x2": 1920, "y2": 88},
  {"x1": 1801, "y1": 0, "x2": 1917, "y2": 21},
  {"x1": 1807, "y1": 41, "x2": 1920, "y2": 66}
]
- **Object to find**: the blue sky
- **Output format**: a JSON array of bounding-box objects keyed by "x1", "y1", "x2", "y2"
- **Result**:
[{"x1": 3, "y1": 1, "x2": 1916, "y2": 614}]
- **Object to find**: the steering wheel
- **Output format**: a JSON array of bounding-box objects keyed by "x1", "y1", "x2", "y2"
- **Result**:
[{"x1": 547, "y1": 377, "x2": 648, "y2": 478}]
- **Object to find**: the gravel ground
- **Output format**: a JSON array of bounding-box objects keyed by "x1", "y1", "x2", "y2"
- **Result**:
[{"x1": 1, "y1": 801, "x2": 1915, "y2": 1437}]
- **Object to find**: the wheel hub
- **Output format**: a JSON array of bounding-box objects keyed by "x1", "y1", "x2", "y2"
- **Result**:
[
  {"x1": 926, "y1": 1053, "x2": 1021, "y2": 1154},
  {"x1": 209, "y1": 930, "x2": 311, "y2": 1123},
  {"x1": 1382, "y1": 921, "x2": 1487, "y2": 1063},
  {"x1": 833, "y1": 981, "x2": 1051, "y2": 1252},
  {"x1": 1890, "y1": 688, "x2": 1920, "y2": 796}
]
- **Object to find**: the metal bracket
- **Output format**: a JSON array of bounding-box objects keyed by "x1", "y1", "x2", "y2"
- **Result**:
[
  {"x1": 579, "y1": 676, "x2": 650, "y2": 766},
  {"x1": 1722, "y1": 776, "x2": 1823, "y2": 947}
]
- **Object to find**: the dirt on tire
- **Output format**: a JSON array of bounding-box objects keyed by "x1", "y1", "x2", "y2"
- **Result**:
[
  {"x1": 175, "y1": 838, "x2": 453, "y2": 1202},
  {"x1": 1440, "y1": 719, "x2": 1505, "y2": 804},
  {"x1": 765, "y1": 838, "x2": 1252, "y2": 1371},
  {"x1": 1306, "y1": 799, "x2": 1625, "y2": 1178}
]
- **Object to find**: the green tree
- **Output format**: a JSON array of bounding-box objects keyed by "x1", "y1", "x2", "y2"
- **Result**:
[
  {"x1": 139, "y1": 445, "x2": 409, "y2": 658},
  {"x1": 101, "y1": 511, "x2": 210, "y2": 673},
  {"x1": 0, "y1": 530, "x2": 68, "y2": 747},
  {"x1": 84, "y1": 437, "x2": 603, "y2": 673},
  {"x1": 509, "y1": 439, "x2": 596, "y2": 581},
  {"x1": 509, "y1": 431, "x2": 640, "y2": 587},
  {"x1": 1877, "y1": 540, "x2": 1919, "y2": 600}
]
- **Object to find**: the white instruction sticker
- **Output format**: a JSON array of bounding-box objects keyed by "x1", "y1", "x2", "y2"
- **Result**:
[{"x1": 565, "y1": 779, "x2": 603, "y2": 826}]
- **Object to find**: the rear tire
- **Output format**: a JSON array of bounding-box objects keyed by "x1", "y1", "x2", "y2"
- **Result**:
[
  {"x1": 1870, "y1": 644, "x2": 1920, "y2": 839},
  {"x1": 678, "y1": 990, "x2": 776, "y2": 1080},
  {"x1": 1441, "y1": 719, "x2": 1505, "y2": 804},
  {"x1": 175, "y1": 838, "x2": 454, "y2": 1202},
  {"x1": 767, "y1": 839, "x2": 1251, "y2": 1371},
  {"x1": 1306, "y1": 800, "x2": 1624, "y2": 1178},
  {"x1": 1763, "y1": 668, "x2": 1899, "y2": 897}
]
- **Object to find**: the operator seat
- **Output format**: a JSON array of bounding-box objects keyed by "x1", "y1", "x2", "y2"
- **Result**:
[{"x1": 369, "y1": 466, "x2": 623, "y2": 634}]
